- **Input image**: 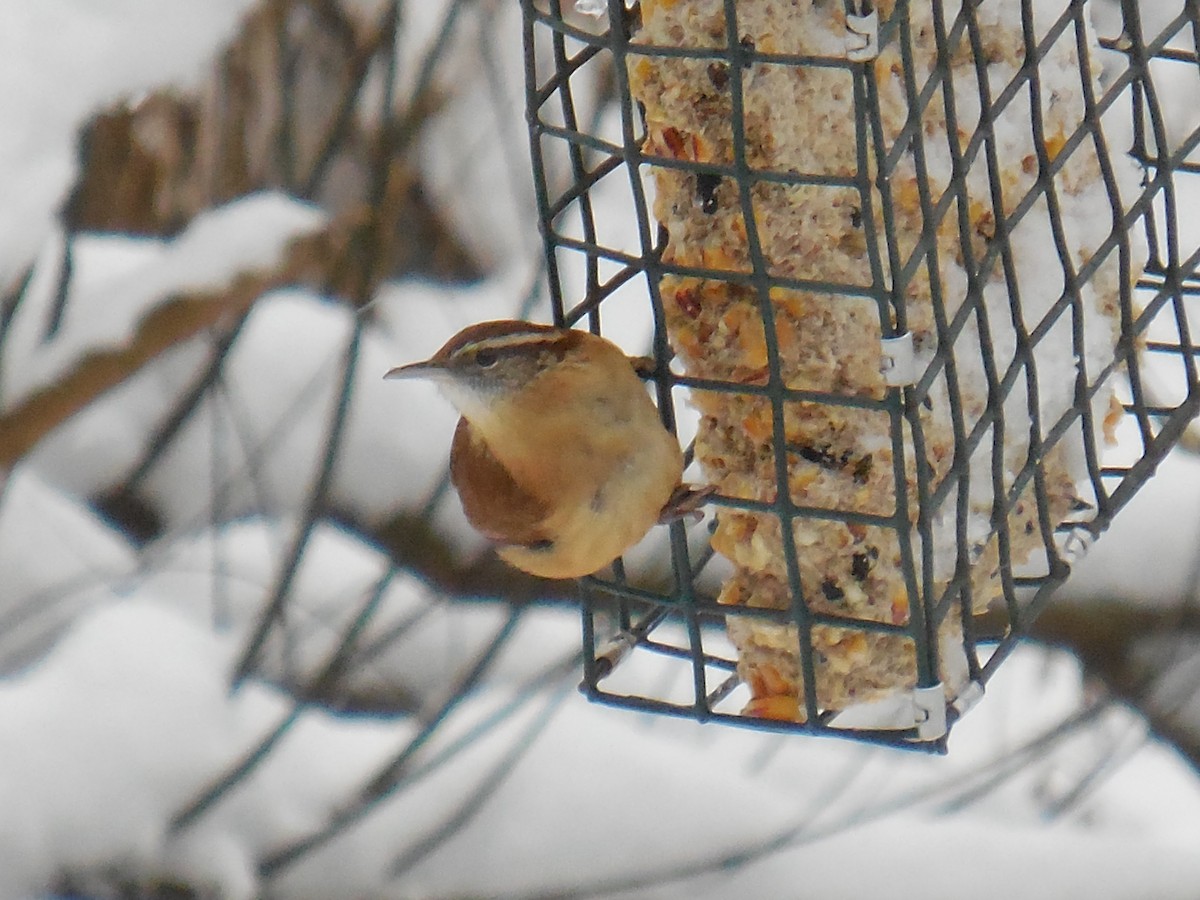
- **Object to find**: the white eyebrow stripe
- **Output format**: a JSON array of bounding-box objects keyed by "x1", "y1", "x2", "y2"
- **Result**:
[{"x1": 470, "y1": 332, "x2": 570, "y2": 352}]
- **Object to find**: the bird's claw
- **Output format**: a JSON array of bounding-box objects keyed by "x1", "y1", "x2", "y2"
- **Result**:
[
  {"x1": 628, "y1": 347, "x2": 677, "y2": 378},
  {"x1": 658, "y1": 483, "x2": 717, "y2": 524},
  {"x1": 629, "y1": 355, "x2": 657, "y2": 378}
]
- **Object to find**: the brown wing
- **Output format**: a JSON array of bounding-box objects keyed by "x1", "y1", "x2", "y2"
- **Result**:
[{"x1": 449, "y1": 417, "x2": 551, "y2": 548}]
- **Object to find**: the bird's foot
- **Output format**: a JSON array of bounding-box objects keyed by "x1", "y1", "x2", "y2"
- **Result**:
[
  {"x1": 628, "y1": 355, "x2": 656, "y2": 378},
  {"x1": 628, "y1": 347, "x2": 676, "y2": 378},
  {"x1": 658, "y1": 483, "x2": 717, "y2": 524}
]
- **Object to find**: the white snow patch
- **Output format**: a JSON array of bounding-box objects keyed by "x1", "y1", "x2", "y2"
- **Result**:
[
  {"x1": 0, "y1": 468, "x2": 136, "y2": 672},
  {"x1": 0, "y1": 0, "x2": 260, "y2": 287},
  {"x1": 2, "y1": 193, "x2": 326, "y2": 408},
  {"x1": 1061, "y1": 450, "x2": 1200, "y2": 606},
  {"x1": 0, "y1": 598, "x2": 406, "y2": 900}
]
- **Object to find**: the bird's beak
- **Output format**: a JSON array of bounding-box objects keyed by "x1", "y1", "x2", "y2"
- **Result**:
[{"x1": 384, "y1": 359, "x2": 445, "y2": 380}]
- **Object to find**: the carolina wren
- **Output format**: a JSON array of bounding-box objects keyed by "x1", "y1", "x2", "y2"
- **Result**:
[{"x1": 386, "y1": 320, "x2": 711, "y2": 579}]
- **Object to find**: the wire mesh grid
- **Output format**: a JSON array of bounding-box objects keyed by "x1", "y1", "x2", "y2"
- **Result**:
[{"x1": 523, "y1": 0, "x2": 1200, "y2": 747}]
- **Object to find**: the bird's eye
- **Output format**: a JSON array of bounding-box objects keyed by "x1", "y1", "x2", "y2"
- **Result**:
[{"x1": 474, "y1": 349, "x2": 498, "y2": 368}]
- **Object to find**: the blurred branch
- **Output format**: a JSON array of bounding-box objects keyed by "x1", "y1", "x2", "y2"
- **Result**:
[
  {"x1": 257, "y1": 606, "x2": 529, "y2": 876},
  {"x1": 492, "y1": 702, "x2": 1110, "y2": 900},
  {"x1": 0, "y1": 233, "x2": 327, "y2": 470},
  {"x1": 0, "y1": 264, "x2": 35, "y2": 399},
  {"x1": 360, "y1": 510, "x2": 577, "y2": 604},
  {"x1": 1029, "y1": 597, "x2": 1200, "y2": 772},
  {"x1": 65, "y1": 0, "x2": 481, "y2": 283},
  {"x1": 388, "y1": 676, "x2": 573, "y2": 879}
]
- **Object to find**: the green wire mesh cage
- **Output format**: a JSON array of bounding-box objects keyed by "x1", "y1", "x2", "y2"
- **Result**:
[{"x1": 521, "y1": 0, "x2": 1200, "y2": 749}]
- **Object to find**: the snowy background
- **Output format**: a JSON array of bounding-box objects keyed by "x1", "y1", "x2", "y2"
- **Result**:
[{"x1": 3, "y1": 1, "x2": 1200, "y2": 898}]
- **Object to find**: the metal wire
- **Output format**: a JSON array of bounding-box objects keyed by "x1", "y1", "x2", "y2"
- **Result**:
[{"x1": 523, "y1": 0, "x2": 1200, "y2": 745}]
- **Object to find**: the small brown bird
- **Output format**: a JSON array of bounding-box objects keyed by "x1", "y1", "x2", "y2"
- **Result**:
[{"x1": 386, "y1": 320, "x2": 710, "y2": 579}]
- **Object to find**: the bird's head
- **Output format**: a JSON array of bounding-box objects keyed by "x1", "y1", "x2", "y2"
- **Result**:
[{"x1": 385, "y1": 320, "x2": 583, "y2": 425}]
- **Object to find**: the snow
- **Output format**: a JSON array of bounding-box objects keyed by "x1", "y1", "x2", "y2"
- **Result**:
[
  {"x1": 7, "y1": 455, "x2": 1200, "y2": 899},
  {"x1": 130, "y1": 516, "x2": 567, "y2": 705},
  {"x1": 0, "y1": 469, "x2": 136, "y2": 673},
  {"x1": 4, "y1": 585, "x2": 1200, "y2": 898},
  {"x1": 0, "y1": 0, "x2": 259, "y2": 289},
  {"x1": 1, "y1": 193, "x2": 326, "y2": 409},
  {"x1": 4, "y1": 0, "x2": 1200, "y2": 898},
  {"x1": 606, "y1": 819, "x2": 1200, "y2": 900},
  {"x1": 9, "y1": 439, "x2": 1200, "y2": 900},
  {"x1": 1060, "y1": 449, "x2": 1200, "y2": 605},
  {"x1": 17, "y1": 272, "x2": 493, "y2": 535},
  {"x1": 888, "y1": 2, "x2": 1152, "y2": 584},
  {"x1": 417, "y1": 2, "x2": 545, "y2": 272},
  {"x1": 0, "y1": 598, "x2": 407, "y2": 900}
]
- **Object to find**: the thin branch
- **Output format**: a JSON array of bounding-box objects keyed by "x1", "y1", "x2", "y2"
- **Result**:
[
  {"x1": 0, "y1": 231, "x2": 328, "y2": 471},
  {"x1": 228, "y1": 318, "x2": 365, "y2": 686},
  {"x1": 258, "y1": 606, "x2": 525, "y2": 878},
  {"x1": 388, "y1": 677, "x2": 573, "y2": 878}
]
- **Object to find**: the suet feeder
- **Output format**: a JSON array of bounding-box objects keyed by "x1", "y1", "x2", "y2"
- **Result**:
[{"x1": 521, "y1": 0, "x2": 1200, "y2": 749}]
